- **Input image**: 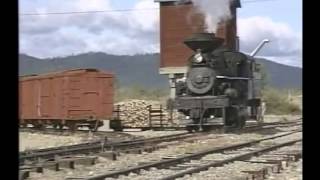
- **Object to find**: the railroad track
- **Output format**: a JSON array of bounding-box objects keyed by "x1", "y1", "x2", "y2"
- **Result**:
[
  {"x1": 159, "y1": 135, "x2": 301, "y2": 180},
  {"x1": 19, "y1": 127, "x2": 137, "y2": 139},
  {"x1": 19, "y1": 119, "x2": 302, "y2": 165},
  {"x1": 20, "y1": 117, "x2": 302, "y2": 134},
  {"x1": 19, "y1": 132, "x2": 193, "y2": 165},
  {"x1": 19, "y1": 119, "x2": 302, "y2": 180},
  {"x1": 237, "y1": 119, "x2": 302, "y2": 133},
  {"x1": 19, "y1": 132, "x2": 200, "y2": 180},
  {"x1": 19, "y1": 131, "x2": 146, "y2": 157},
  {"x1": 67, "y1": 130, "x2": 301, "y2": 180}
]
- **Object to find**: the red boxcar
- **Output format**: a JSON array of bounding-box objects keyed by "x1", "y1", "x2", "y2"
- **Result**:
[{"x1": 19, "y1": 68, "x2": 114, "y2": 130}]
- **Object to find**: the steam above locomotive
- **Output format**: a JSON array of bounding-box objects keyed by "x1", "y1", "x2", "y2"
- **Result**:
[{"x1": 169, "y1": 33, "x2": 264, "y2": 132}]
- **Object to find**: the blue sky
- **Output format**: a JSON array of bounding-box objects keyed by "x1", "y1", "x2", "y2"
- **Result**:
[
  {"x1": 110, "y1": 0, "x2": 138, "y2": 8},
  {"x1": 239, "y1": 0, "x2": 302, "y2": 33},
  {"x1": 19, "y1": 0, "x2": 302, "y2": 67}
]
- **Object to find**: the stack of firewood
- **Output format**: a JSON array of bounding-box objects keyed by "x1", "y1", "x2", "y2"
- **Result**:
[{"x1": 114, "y1": 99, "x2": 183, "y2": 127}]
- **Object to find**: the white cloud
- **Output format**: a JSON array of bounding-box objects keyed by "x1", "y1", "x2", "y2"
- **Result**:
[
  {"x1": 19, "y1": 0, "x2": 159, "y2": 58},
  {"x1": 238, "y1": 16, "x2": 302, "y2": 67},
  {"x1": 131, "y1": 0, "x2": 159, "y2": 32}
]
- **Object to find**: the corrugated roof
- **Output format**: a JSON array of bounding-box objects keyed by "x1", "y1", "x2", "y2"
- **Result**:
[
  {"x1": 154, "y1": 0, "x2": 241, "y2": 8},
  {"x1": 154, "y1": 0, "x2": 179, "y2": 2}
]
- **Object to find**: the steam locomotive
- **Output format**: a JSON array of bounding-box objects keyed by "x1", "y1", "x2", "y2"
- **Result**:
[{"x1": 169, "y1": 33, "x2": 265, "y2": 132}]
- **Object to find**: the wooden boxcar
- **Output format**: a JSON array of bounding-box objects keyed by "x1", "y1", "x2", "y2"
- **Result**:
[{"x1": 19, "y1": 68, "x2": 114, "y2": 131}]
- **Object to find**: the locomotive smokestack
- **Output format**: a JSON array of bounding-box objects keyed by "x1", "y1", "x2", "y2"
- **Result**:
[
  {"x1": 189, "y1": 0, "x2": 241, "y2": 51},
  {"x1": 184, "y1": 33, "x2": 224, "y2": 52}
]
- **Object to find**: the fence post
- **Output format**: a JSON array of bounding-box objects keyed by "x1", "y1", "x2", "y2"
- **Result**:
[
  {"x1": 148, "y1": 105, "x2": 152, "y2": 128},
  {"x1": 169, "y1": 107, "x2": 173, "y2": 124},
  {"x1": 117, "y1": 105, "x2": 120, "y2": 120},
  {"x1": 160, "y1": 105, "x2": 163, "y2": 127}
]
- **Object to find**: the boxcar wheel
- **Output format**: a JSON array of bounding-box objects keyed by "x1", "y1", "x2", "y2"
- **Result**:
[
  {"x1": 202, "y1": 125, "x2": 212, "y2": 132},
  {"x1": 89, "y1": 125, "x2": 98, "y2": 132},
  {"x1": 237, "y1": 108, "x2": 247, "y2": 128},
  {"x1": 68, "y1": 123, "x2": 77, "y2": 131},
  {"x1": 33, "y1": 123, "x2": 44, "y2": 129}
]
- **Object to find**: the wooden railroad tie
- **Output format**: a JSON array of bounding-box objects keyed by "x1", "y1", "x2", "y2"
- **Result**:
[{"x1": 19, "y1": 156, "x2": 98, "y2": 180}]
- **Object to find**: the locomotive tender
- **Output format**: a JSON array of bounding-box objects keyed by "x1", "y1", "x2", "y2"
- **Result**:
[{"x1": 168, "y1": 33, "x2": 266, "y2": 131}]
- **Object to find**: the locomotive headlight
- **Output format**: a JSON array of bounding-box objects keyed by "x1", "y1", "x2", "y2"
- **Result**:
[{"x1": 194, "y1": 53, "x2": 203, "y2": 63}]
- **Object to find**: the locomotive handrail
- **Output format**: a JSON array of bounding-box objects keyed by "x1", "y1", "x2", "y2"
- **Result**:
[{"x1": 216, "y1": 76, "x2": 250, "y2": 80}]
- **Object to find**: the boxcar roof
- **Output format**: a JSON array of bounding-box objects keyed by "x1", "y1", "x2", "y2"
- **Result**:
[
  {"x1": 20, "y1": 68, "x2": 114, "y2": 81},
  {"x1": 154, "y1": 0, "x2": 241, "y2": 7}
]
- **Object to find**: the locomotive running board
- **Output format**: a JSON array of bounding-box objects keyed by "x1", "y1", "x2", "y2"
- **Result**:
[
  {"x1": 172, "y1": 96, "x2": 229, "y2": 109},
  {"x1": 180, "y1": 117, "x2": 224, "y2": 125}
]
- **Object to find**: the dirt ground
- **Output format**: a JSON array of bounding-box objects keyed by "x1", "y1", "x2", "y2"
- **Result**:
[
  {"x1": 267, "y1": 159, "x2": 302, "y2": 180},
  {"x1": 19, "y1": 132, "x2": 90, "y2": 151},
  {"x1": 263, "y1": 114, "x2": 301, "y2": 123},
  {"x1": 19, "y1": 114, "x2": 301, "y2": 152},
  {"x1": 19, "y1": 130, "x2": 138, "y2": 152},
  {"x1": 22, "y1": 122, "x2": 302, "y2": 180}
]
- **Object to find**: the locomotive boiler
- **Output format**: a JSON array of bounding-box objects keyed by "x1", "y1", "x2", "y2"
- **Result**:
[{"x1": 168, "y1": 33, "x2": 266, "y2": 132}]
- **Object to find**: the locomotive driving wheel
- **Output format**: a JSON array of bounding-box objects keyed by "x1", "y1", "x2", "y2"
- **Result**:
[
  {"x1": 202, "y1": 124, "x2": 214, "y2": 131},
  {"x1": 186, "y1": 125, "x2": 199, "y2": 133},
  {"x1": 237, "y1": 115, "x2": 246, "y2": 128},
  {"x1": 237, "y1": 107, "x2": 247, "y2": 128},
  {"x1": 224, "y1": 107, "x2": 246, "y2": 128},
  {"x1": 224, "y1": 107, "x2": 238, "y2": 127}
]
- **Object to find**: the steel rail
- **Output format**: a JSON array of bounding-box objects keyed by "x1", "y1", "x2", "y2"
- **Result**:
[
  {"x1": 159, "y1": 138, "x2": 302, "y2": 180},
  {"x1": 19, "y1": 132, "x2": 191, "y2": 164},
  {"x1": 71, "y1": 130, "x2": 301, "y2": 180},
  {"x1": 20, "y1": 118, "x2": 302, "y2": 165}
]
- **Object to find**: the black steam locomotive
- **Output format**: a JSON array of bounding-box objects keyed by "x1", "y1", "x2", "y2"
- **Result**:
[{"x1": 169, "y1": 33, "x2": 264, "y2": 132}]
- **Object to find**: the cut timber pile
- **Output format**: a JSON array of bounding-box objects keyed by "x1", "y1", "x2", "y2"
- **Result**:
[{"x1": 115, "y1": 99, "x2": 181, "y2": 127}]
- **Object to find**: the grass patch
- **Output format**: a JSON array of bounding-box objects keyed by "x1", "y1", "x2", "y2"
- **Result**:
[
  {"x1": 262, "y1": 87, "x2": 301, "y2": 115},
  {"x1": 115, "y1": 85, "x2": 302, "y2": 115},
  {"x1": 115, "y1": 85, "x2": 169, "y2": 102}
]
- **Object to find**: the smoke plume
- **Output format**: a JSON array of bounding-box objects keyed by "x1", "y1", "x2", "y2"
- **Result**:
[{"x1": 191, "y1": 0, "x2": 232, "y2": 32}]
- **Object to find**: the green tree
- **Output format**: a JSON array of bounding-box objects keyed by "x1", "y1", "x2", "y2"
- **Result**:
[{"x1": 262, "y1": 87, "x2": 301, "y2": 115}]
